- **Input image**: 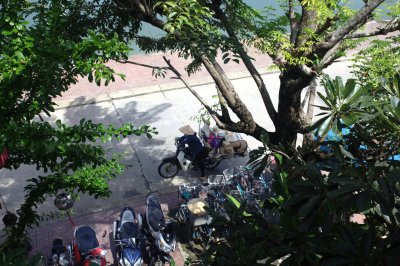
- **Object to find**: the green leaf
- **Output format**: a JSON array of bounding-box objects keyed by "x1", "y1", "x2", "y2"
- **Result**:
[
  {"x1": 341, "y1": 113, "x2": 357, "y2": 126},
  {"x1": 226, "y1": 194, "x2": 252, "y2": 217},
  {"x1": 317, "y1": 92, "x2": 333, "y2": 108},
  {"x1": 339, "y1": 145, "x2": 355, "y2": 159},
  {"x1": 297, "y1": 197, "x2": 318, "y2": 218},
  {"x1": 327, "y1": 183, "x2": 360, "y2": 199},
  {"x1": 356, "y1": 191, "x2": 372, "y2": 212},
  {"x1": 343, "y1": 78, "x2": 357, "y2": 99},
  {"x1": 308, "y1": 114, "x2": 331, "y2": 133},
  {"x1": 317, "y1": 114, "x2": 334, "y2": 137}
]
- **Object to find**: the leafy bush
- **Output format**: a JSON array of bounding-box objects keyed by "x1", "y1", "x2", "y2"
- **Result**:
[{"x1": 203, "y1": 73, "x2": 400, "y2": 265}]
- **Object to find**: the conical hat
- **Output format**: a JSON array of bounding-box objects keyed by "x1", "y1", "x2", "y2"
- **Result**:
[
  {"x1": 179, "y1": 125, "x2": 195, "y2": 135},
  {"x1": 187, "y1": 198, "x2": 209, "y2": 215}
]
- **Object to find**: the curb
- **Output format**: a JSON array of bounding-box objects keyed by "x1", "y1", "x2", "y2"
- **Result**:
[
  {"x1": 53, "y1": 66, "x2": 276, "y2": 110},
  {"x1": 53, "y1": 56, "x2": 354, "y2": 110}
]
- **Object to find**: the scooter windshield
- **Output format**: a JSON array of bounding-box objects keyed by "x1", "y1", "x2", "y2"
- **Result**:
[
  {"x1": 147, "y1": 196, "x2": 165, "y2": 231},
  {"x1": 75, "y1": 225, "x2": 99, "y2": 254},
  {"x1": 120, "y1": 222, "x2": 139, "y2": 240}
]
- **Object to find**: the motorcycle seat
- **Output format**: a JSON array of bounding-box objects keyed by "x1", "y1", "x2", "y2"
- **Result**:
[{"x1": 75, "y1": 225, "x2": 99, "y2": 254}]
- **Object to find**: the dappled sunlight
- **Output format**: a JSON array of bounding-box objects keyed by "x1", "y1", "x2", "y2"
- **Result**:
[{"x1": 0, "y1": 177, "x2": 15, "y2": 188}]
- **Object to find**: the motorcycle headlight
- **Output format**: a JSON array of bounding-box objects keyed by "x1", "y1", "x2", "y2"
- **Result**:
[
  {"x1": 100, "y1": 249, "x2": 108, "y2": 257},
  {"x1": 134, "y1": 258, "x2": 143, "y2": 266},
  {"x1": 156, "y1": 233, "x2": 175, "y2": 253},
  {"x1": 120, "y1": 255, "x2": 142, "y2": 266}
]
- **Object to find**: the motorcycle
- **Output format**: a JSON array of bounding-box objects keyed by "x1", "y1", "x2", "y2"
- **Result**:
[
  {"x1": 49, "y1": 238, "x2": 71, "y2": 266},
  {"x1": 70, "y1": 225, "x2": 107, "y2": 266},
  {"x1": 199, "y1": 123, "x2": 248, "y2": 159},
  {"x1": 158, "y1": 137, "x2": 222, "y2": 178},
  {"x1": 143, "y1": 195, "x2": 176, "y2": 266},
  {"x1": 113, "y1": 207, "x2": 144, "y2": 266}
]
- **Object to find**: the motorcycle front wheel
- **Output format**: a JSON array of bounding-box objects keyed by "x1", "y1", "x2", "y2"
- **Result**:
[
  {"x1": 158, "y1": 159, "x2": 179, "y2": 178},
  {"x1": 204, "y1": 157, "x2": 221, "y2": 170}
]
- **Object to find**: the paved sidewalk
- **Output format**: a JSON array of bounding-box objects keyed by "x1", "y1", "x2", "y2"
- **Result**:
[{"x1": 29, "y1": 187, "x2": 186, "y2": 265}]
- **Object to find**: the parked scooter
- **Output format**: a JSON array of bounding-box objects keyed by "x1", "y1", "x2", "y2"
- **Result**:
[
  {"x1": 158, "y1": 137, "x2": 221, "y2": 178},
  {"x1": 199, "y1": 122, "x2": 248, "y2": 159},
  {"x1": 143, "y1": 195, "x2": 176, "y2": 266},
  {"x1": 49, "y1": 239, "x2": 71, "y2": 266},
  {"x1": 113, "y1": 207, "x2": 144, "y2": 266},
  {"x1": 70, "y1": 225, "x2": 107, "y2": 266}
]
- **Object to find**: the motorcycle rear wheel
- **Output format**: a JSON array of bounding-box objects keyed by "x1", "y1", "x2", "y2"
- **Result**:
[
  {"x1": 204, "y1": 157, "x2": 221, "y2": 170},
  {"x1": 158, "y1": 159, "x2": 179, "y2": 178}
]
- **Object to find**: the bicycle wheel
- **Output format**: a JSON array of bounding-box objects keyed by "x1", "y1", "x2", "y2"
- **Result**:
[{"x1": 188, "y1": 225, "x2": 211, "y2": 256}]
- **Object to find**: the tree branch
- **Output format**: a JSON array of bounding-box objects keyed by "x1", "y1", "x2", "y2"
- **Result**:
[
  {"x1": 216, "y1": 85, "x2": 232, "y2": 123},
  {"x1": 162, "y1": 56, "x2": 266, "y2": 136},
  {"x1": 301, "y1": 86, "x2": 311, "y2": 111},
  {"x1": 113, "y1": 0, "x2": 271, "y2": 141},
  {"x1": 315, "y1": 0, "x2": 385, "y2": 54},
  {"x1": 317, "y1": 41, "x2": 343, "y2": 69},
  {"x1": 288, "y1": 0, "x2": 299, "y2": 44},
  {"x1": 305, "y1": 78, "x2": 317, "y2": 123},
  {"x1": 130, "y1": 0, "x2": 147, "y2": 14},
  {"x1": 200, "y1": 56, "x2": 252, "y2": 122},
  {"x1": 296, "y1": 2, "x2": 318, "y2": 47},
  {"x1": 315, "y1": 1, "x2": 349, "y2": 36},
  {"x1": 299, "y1": 64, "x2": 316, "y2": 78},
  {"x1": 212, "y1": 4, "x2": 278, "y2": 124},
  {"x1": 117, "y1": 59, "x2": 169, "y2": 70},
  {"x1": 345, "y1": 18, "x2": 400, "y2": 38},
  {"x1": 269, "y1": 53, "x2": 287, "y2": 67},
  {"x1": 162, "y1": 56, "x2": 225, "y2": 126}
]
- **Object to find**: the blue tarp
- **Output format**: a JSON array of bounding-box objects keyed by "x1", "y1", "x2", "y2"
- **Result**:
[{"x1": 318, "y1": 128, "x2": 399, "y2": 161}]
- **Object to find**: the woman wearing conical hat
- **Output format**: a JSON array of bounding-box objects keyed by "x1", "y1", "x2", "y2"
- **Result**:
[{"x1": 178, "y1": 125, "x2": 208, "y2": 182}]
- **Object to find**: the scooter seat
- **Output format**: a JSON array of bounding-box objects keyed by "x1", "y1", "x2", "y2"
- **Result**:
[
  {"x1": 120, "y1": 222, "x2": 139, "y2": 240},
  {"x1": 75, "y1": 225, "x2": 99, "y2": 254}
]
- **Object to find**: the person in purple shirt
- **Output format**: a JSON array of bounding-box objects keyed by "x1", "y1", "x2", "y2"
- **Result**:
[{"x1": 178, "y1": 125, "x2": 208, "y2": 181}]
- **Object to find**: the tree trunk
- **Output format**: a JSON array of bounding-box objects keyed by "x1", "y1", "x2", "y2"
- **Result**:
[
  {"x1": 303, "y1": 78, "x2": 317, "y2": 146},
  {"x1": 274, "y1": 69, "x2": 313, "y2": 147}
]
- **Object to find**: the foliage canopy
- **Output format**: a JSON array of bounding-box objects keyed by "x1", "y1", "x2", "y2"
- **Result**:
[{"x1": 0, "y1": 0, "x2": 156, "y2": 252}]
